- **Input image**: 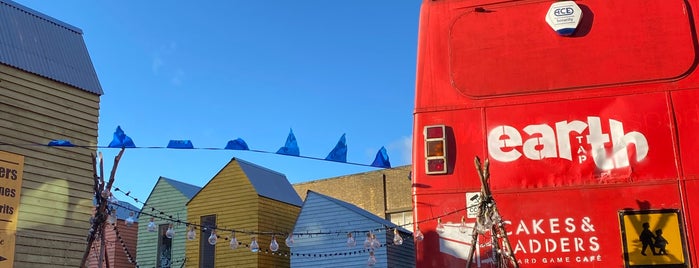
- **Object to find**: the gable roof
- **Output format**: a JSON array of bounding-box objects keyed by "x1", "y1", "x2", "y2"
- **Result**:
[
  {"x1": 236, "y1": 158, "x2": 303, "y2": 207},
  {"x1": 306, "y1": 190, "x2": 411, "y2": 233},
  {"x1": 139, "y1": 176, "x2": 201, "y2": 217},
  {"x1": 0, "y1": 0, "x2": 103, "y2": 95},
  {"x1": 113, "y1": 200, "x2": 140, "y2": 222},
  {"x1": 160, "y1": 177, "x2": 201, "y2": 199}
]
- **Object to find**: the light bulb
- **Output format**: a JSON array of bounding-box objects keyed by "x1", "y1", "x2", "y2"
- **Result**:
[
  {"x1": 229, "y1": 232, "x2": 238, "y2": 249},
  {"x1": 393, "y1": 229, "x2": 403, "y2": 246},
  {"x1": 108, "y1": 194, "x2": 118, "y2": 204},
  {"x1": 459, "y1": 216, "x2": 468, "y2": 233},
  {"x1": 346, "y1": 232, "x2": 356, "y2": 247},
  {"x1": 166, "y1": 224, "x2": 175, "y2": 239},
  {"x1": 101, "y1": 189, "x2": 110, "y2": 199},
  {"x1": 436, "y1": 218, "x2": 445, "y2": 234},
  {"x1": 270, "y1": 235, "x2": 279, "y2": 252},
  {"x1": 414, "y1": 227, "x2": 424, "y2": 242},
  {"x1": 367, "y1": 251, "x2": 377, "y2": 266},
  {"x1": 147, "y1": 218, "x2": 156, "y2": 232},
  {"x1": 477, "y1": 215, "x2": 493, "y2": 234},
  {"x1": 285, "y1": 233, "x2": 294, "y2": 248},
  {"x1": 125, "y1": 212, "x2": 135, "y2": 227},
  {"x1": 186, "y1": 226, "x2": 196, "y2": 240},
  {"x1": 490, "y1": 211, "x2": 502, "y2": 223},
  {"x1": 107, "y1": 210, "x2": 116, "y2": 224},
  {"x1": 250, "y1": 237, "x2": 260, "y2": 252},
  {"x1": 208, "y1": 230, "x2": 217, "y2": 245},
  {"x1": 370, "y1": 233, "x2": 380, "y2": 249},
  {"x1": 363, "y1": 232, "x2": 373, "y2": 249}
]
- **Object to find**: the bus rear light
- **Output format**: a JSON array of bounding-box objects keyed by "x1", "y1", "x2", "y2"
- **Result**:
[
  {"x1": 426, "y1": 141, "x2": 444, "y2": 156},
  {"x1": 426, "y1": 126, "x2": 444, "y2": 139},
  {"x1": 424, "y1": 125, "x2": 447, "y2": 174},
  {"x1": 427, "y1": 159, "x2": 445, "y2": 173}
]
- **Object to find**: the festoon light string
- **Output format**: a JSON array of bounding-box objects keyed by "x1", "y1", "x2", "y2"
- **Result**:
[{"x1": 103, "y1": 185, "x2": 478, "y2": 260}]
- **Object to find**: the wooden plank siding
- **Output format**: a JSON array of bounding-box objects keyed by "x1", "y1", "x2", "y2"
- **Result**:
[
  {"x1": 0, "y1": 64, "x2": 100, "y2": 267},
  {"x1": 291, "y1": 191, "x2": 415, "y2": 268},
  {"x1": 186, "y1": 159, "x2": 300, "y2": 267},
  {"x1": 136, "y1": 179, "x2": 191, "y2": 268},
  {"x1": 292, "y1": 194, "x2": 383, "y2": 267},
  {"x1": 257, "y1": 197, "x2": 299, "y2": 267},
  {"x1": 87, "y1": 220, "x2": 139, "y2": 268},
  {"x1": 186, "y1": 160, "x2": 259, "y2": 267}
]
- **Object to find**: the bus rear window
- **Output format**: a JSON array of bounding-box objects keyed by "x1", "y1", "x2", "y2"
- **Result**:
[{"x1": 449, "y1": 0, "x2": 696, "y2": 97}]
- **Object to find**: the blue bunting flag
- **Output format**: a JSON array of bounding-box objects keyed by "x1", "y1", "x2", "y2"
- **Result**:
[
  {"x1": 276, "y1": 129, "x2": 300, "y2": 156},
  {"x1": 48, "y1": 140, "x2": 74, "y2": 147},
  {"x1": 325, "y1": 134, "x2": 347, "y2": 163},
  {"x1": 225, "y1": 138, "x2": 250, "y2": 150},
  {"x1": 370, "y1": 146, "x2": 391, "y2": 168},
  {"x1": 108, "y1": 126, "x2": 136, "y2": 148},
  {"x1": 167, "y1": 140, "x2": 194, "y2": 149}
]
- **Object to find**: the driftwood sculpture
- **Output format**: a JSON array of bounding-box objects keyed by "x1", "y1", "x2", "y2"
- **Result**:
[{"x1": 80, "y1": 148, "x2": 125, "y2": 268}]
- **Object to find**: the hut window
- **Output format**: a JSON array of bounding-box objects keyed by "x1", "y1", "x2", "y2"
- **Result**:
[
  {"x1": 200, "y1": 214, "x2": 217, "y2": 268},
  {"x1": 387, "y1": 211, "x2": 414, "y2": 232},
  {"x1": 157, "y1": 224, "x2": 172, "y2": 268}
]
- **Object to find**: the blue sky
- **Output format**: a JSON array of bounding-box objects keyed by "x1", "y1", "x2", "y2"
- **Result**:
[{"x1": 16, "y1": 1, "x2": 420, "y2": 205}]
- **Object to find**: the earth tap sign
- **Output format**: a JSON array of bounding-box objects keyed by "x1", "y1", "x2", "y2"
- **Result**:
[{"x1": 0, "y1": 151, "x2": 24, "y2": 268}]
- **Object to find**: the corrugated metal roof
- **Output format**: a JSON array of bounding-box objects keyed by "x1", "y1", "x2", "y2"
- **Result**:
[
  {"x1": 91, "y1": 198, "x2": 140, "y2": 222},
  {"x1": 161, "y1": 176, "x2": 201, "y2": 199},
  {"x1": 306, "y1": 190, "x2": 411, "y2": 233},
  {"x1": 0, "y1": 0, "x2": 103, "y2": 95},
  {"x1": 114, "y1": 200, "x2": 139, "y2": 222},
  {"x1": 236, "y1": 158, "x2": 303, "y2": 207}
]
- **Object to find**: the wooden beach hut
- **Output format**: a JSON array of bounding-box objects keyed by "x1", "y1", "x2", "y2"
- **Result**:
[{"x1": 185, "y1": 158, "x2": 302, "y2": 267}]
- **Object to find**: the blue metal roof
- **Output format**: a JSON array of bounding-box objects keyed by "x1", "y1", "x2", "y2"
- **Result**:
[
  {"x1": 0, "y1": 0, "x2": 103, "y2": 95},
  {"x1": 236, "y1": 158, "x2": 303, "y2": 207},
  {"x1": 114, "y1": 200, "x2": 140, "y2": 222},
  {"x1": 161, "y1": 177, "x2": 201, "y2": 199},
  {"x1": 307, "y1": 190, "x2": 411, "y2": 233}
]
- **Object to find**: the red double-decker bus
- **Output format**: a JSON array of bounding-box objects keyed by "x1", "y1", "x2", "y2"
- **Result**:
[{"x1": 411, "y1": 0, "x2": 699, "y2": 267}]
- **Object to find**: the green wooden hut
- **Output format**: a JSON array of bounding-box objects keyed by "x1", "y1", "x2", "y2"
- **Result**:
[{"x1": 136, "y1": 177, "x2": 201, "y2": 268}]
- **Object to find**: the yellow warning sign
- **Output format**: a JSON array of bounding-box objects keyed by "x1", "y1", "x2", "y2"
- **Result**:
[
  {"x1": 619, "y1": 209, "x2": 687, "y2": 267},
  {"x1": 0, "y1": 150, "x2": 24, "y2": 268}
]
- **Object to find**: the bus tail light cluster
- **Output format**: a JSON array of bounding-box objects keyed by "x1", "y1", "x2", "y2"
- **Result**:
[{"x1": 424, "y1": 125, "x2": 447, "y2": 174}]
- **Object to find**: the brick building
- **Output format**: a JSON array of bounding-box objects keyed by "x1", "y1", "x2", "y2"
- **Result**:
[{"x1": 293, "y1": 165, "x2": 413, "y2": 230}]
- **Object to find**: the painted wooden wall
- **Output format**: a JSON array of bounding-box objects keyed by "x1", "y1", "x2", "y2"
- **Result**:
[
  {"x1": 186, "y1": 159, "x2": 300, "y2": 267},
  {"x1": 136, "y1": 178, "x2": 191, "y2": 267},
  {"x1": 291, "y1": 191, "x2": 415, "y2": 268},
  {"x1": 0, "y1": 64, "x2": 99, "y2": 267},
  {"x1": 257, "y1": 196, "x2": 299, "y2": 267},
  {"x1": 87, "y1": 220, "x2": 139, "y2": 268}
]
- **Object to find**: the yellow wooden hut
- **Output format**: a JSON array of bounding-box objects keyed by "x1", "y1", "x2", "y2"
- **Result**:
[
  {"x1": 0, "y1": 0, "x2": 103, "y2": 266},
  {"x1": 185, "y1": 158, "x2": 302, "y2": 267}
]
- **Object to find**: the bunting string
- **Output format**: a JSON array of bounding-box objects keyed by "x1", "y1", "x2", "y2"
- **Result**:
[{"x1": 1, "y1": 126, "x2": 393, "y2": 168}]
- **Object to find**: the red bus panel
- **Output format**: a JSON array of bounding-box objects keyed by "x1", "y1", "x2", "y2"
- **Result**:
[
  {"x1": 450, "y1": 0, "x2": 695, "y2": 97},
  {"x1": 412, "y1": 0, "x2": 699, "y2": 267},
  {"x1": 485, "y1": 92, "x2": 677, "y2": 189}
]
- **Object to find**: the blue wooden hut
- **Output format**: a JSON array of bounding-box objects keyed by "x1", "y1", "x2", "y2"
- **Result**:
[{"x1": 291, "y1": 190, "x2": 415, "y2": 267}]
